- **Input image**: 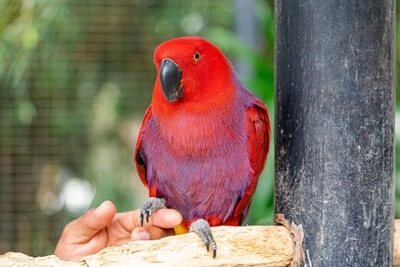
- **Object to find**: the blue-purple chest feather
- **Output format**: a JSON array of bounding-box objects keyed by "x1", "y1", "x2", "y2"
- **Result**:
[{"x1": 140, "y1": 89, "x2": 254, "y2": 223}]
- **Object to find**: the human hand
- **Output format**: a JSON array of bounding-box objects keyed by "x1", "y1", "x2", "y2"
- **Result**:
[{"x1": 54, "y1": 200, "x2": 182, "y2": 261}]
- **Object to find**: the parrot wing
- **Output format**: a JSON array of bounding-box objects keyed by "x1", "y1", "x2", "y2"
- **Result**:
[
  {"x1": 232, "y1": 99, "x2": 271, "y2": 222},
  {"x1": 134, "y1": 105, "x2": 153, "y2": 188}
]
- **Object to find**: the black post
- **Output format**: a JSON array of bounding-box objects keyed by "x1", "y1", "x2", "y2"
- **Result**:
[{"x1": 275, "y1": 1, "x2": 395, "y2": 266}]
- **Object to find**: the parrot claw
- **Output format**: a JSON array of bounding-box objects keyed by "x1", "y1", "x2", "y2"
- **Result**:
[
  {"x1": 189, "y1": 219, "x2": 217, "y2": 258},
  {"x1": 139, "y1": 197, "x2": 167, "y2": 226}
]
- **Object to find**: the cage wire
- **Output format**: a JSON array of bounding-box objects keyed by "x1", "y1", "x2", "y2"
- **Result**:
[{"x1": 0, "y1": 0, "x2": 234, "y2": 256}]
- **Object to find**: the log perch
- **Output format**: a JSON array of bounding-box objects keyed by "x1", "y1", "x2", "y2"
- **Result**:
[
  {"x1": 1, "y1": 221, "x2": 399, "y2": 266},
  {"x1": 0, "y1": 226, "x2": 292, "y2": 267}
]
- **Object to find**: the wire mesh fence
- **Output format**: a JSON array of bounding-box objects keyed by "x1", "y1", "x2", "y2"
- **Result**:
[{"x1": 0, "y1": 0, "x2": 235, "y2": 256}]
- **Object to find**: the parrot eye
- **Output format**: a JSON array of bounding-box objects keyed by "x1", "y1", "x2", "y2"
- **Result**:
[{"x1": 194, "y1": 52, "x2": 200, "y2": 61}]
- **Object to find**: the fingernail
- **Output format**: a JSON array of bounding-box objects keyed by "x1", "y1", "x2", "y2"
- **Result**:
[
  {"x1": 134, "y1": 231, "x2": 150, "y2": 241},
  {"x1": 97, "y1": 200, "x2": 112, "y2": 212},
  {"x1": 97, "y1": 201, "x2": 107, "y2": 210}
]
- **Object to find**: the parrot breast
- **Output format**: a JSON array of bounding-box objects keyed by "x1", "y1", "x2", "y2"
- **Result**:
[{"x1": 140, "y1": 88, "x2": 252, "y2": 225}]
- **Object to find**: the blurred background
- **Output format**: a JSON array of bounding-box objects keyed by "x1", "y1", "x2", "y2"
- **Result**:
[{"x1": 0, "y1": 0, "x2": 398, "y2": 257}]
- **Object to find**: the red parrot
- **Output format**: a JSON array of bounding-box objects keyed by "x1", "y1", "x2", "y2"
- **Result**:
[{"x1": 134, "y1": 36, "x2": 270, "y2": 258}]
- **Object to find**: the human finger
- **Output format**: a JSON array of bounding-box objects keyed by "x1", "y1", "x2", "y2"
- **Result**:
[
  {"x1": 131, "y1": 226, "x2": 175, "y2": 241},
  {"x1": 116, "y1": 208, "x2": 182, "y2": 232},
  {"x1": 66, "y1": 200, "x2": 117, "y2": 241}
]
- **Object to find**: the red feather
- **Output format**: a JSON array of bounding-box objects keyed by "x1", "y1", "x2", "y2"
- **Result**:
[
  {"x1": 134, "y1": 105, "x2": 152, "y2": 188},
  {"x1": 134, "y1": 36, "x2": 271, "y2": 229},
  {"x1": 231, "y1": 100, "x2": 270, "y2": 223}
]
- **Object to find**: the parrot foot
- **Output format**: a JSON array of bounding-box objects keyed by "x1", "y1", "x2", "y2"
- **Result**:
[
  {"x1": 139, "y1": 197, "x2": 167, "y2": 226},
  {"x1": 189, "y1": 219, "x2": 217, "y2": 258}
]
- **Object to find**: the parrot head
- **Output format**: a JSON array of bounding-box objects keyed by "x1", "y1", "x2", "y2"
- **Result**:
[{"x1": 152, "y1": 36, "x2": 236, "y2": 110}]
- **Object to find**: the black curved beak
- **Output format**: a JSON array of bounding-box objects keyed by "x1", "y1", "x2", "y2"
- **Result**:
[{"x1": 160, "y1": 59, "x2": 183, "y2": 103}]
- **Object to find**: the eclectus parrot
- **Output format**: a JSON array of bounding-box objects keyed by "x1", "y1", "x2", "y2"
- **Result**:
[{"x1": 134, "y1": 36, "x2": 270, "y2": 258}]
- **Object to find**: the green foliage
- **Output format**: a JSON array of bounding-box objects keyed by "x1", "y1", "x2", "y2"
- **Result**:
[
  {"x1": 0, "y1": 0, "x2": 399, "y2": 257},
  {"x1": 0, "y1": 0, "x2": 236, "y2": 256},
  {"x1": 396, "y1": 118, "x2": 400, "y2": 217}
]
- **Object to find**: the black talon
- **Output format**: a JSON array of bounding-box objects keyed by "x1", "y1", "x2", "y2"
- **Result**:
[
  {"x1": 140, "y1": 212, "x2": 144, "y2": 226},
  {"x1": 210, "y1": 240, "x2": 217, "y2": 258}
]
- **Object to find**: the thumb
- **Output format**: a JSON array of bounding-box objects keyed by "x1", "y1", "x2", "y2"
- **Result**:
[{"x1": 65, "y1": 200, "x2": 117, "y2": 242}]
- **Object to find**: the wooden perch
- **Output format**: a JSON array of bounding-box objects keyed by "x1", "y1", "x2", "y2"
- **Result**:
[
  {"x1": 1, "y1": 220, "x2": 399, "y2": 266},
  {"x1": 0, "y1": 226, "x2": 292, "y2": 267}
]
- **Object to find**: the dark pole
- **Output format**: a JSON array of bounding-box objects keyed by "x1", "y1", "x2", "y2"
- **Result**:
[{"x1": 275, "y1": 1, "x2": 395, "y2": 266}]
